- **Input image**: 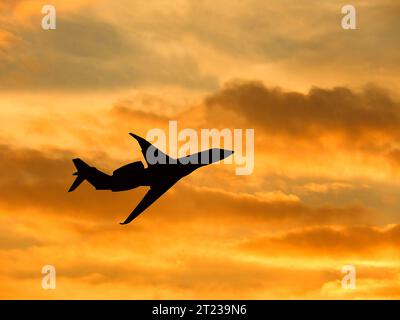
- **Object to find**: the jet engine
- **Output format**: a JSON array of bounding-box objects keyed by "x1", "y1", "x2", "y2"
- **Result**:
[{"x1": 113, "y1": 161, "x2": 145, "y2": 178}]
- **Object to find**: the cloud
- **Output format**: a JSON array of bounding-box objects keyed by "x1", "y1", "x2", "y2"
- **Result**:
[
  {"x1": 200, "y1": 80, "x2": 400, "y2": 180},
  {"x1": 241, "y1": 224, "x2": 400, "y2": 259},
  {"x1": 301, "y1": 182, "x2": 356, "y2": 194},
  {"x1": 0, "y1": 223, "x2": 41, "y2": 250},
  {"x1": 205, "y1": 81, "x2": 400, "y2": 139},
  {"x1": 0, "y1": 11, "x2": 217, "y2": 91},
  {"x1": 100, "y1": 0, "x2": 400, "y2": 90},
  {"x1": 2, "y1": 0, "x2": 400, "y2": 93},
  {"x1": 0, "y1": 140, "x2": 393, "y2": 300},
  {"x1": 110, "y1": 103, "x2": 170, "y2": 125}
]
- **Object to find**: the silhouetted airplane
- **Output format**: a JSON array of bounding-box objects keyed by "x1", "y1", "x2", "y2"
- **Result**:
[{"x1": 68, "y1": 133, "x2": 234, "y2": 225}]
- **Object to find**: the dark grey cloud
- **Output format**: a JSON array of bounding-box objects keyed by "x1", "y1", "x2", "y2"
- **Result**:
[
  {"x1": 205, "y1": 81, "x2": 400, "y2": 139},
  {"x1": 144, "y1": 0, "x2": 400, "y2": 71},
  {"x1": 0, "y1": 12, "x2": 217, "y2": 90},
  {"x1": 241, "y1": 224, "x2": 400, "y2": 258}
]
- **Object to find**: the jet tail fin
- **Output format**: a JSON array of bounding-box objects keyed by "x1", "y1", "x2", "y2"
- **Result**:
[
  {"x1": 72, "y1": 158, "x2": 90, "y2": 172},
  {"x1": 68, "y1": 158, "x2": 90, "y2": 192}
]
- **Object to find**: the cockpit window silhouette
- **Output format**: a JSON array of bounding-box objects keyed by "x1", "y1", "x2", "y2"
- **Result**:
[{"x1": 68, "y1": 133, "x2": 234, "y2": 225}]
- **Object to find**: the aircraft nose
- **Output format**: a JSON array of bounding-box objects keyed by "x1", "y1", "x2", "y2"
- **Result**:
[{"x1": 221, "y1": 149, "x2": 234, "y2": 159}]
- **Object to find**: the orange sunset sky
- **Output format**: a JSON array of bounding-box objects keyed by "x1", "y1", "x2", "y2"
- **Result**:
[{"x1": 1, "y1": 0, "x2": 400, "y2": 299}]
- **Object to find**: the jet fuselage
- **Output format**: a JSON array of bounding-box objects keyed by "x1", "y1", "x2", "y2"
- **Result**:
[{"x1": 101, "y1": 148, "x2": 233, "y2": 192}]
